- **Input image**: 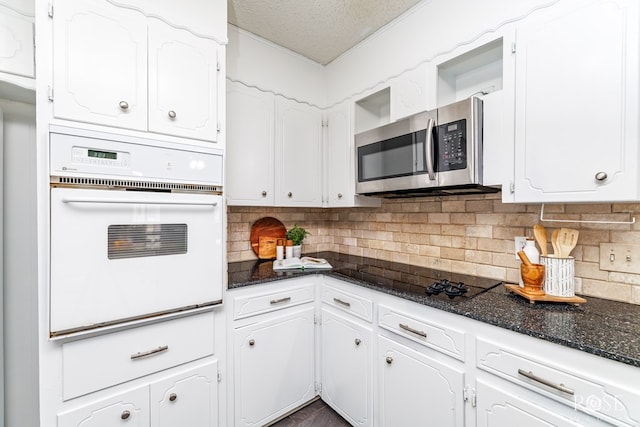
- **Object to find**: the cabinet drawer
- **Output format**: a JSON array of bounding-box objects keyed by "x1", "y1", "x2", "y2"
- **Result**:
[
  {"x1": 378, "y1": 304, "x2": 465, "y2": 361},
  {"x1": 476, "y1": 337, "x2": 640, "y2": 426},
  {"x1": 321, "y1": 284, "x2": 373, "y2": 322},
  {"x1": 62, "y1": 311, "x2": 214, "y2": 400},
  {"x1": 232, "y1": 282, "x2": 315, "y2": 320}
]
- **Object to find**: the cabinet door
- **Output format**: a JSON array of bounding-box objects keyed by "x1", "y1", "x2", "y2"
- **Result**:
[
  {"x1": 150, "y1": 360, "x2": 218, "y2": 427},
  {"x1": 234, "y1": 305, "x2": 315, "y2": 427},
  {"x1": 391, "y1": 63, "x2": 434, "y2": 121},
  {"x1": 321, "y1": 307, "x2": 372, "y2": 426},
  {"x1": 226, "y1": 81, "x2": 275, "y2": 205},
  {"x1": 0, "y1": 3, "x2": 34, "y2": 78},
  {"x1": 57, "y1": 385, "x2": 149, "y2": 427},
  {"x1": 148, "y1": 20, "x2": 220, "y2": 142},
  {"x1": 378, "y1": 335, "x2": 465, "y2": 427},
  {"x1": 476, "y1": 378, "x2": 606, "y2": 427},
  {"x1": 324, "y1": 102, "x2": 351, "y2": 207},
  {"x1": 52, "y1": 0, "x2": 147, "y2": 130},
  {"x1": 513, "y1": 0, "x2": 639, "y2": 202},
  {"x1": 275, "y1": 97, "x2": 323, "y2": 206}
]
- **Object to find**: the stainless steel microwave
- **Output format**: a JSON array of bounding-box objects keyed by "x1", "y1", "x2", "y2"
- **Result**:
[{"x1": 355, "y1": 97, "x2": 499, "y2": 197}]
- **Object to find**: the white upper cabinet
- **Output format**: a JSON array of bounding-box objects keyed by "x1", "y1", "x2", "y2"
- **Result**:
[
  {"x1": 226, "y1": 80, "x2": 275, "y2": 205},
  {"x1": 512, "y1": 0, "x2": 639, "y2": 202},
  {"x1": 148, "y1": 20, "x2": 220, "y2": 141},
  {"x1": 52, "y1": 0, "x2": 223, "y2": 143},
  {"x1": 53, "y1": 0, "x2": 147, "y2": 131},
  {"x1": 275, "y1": 96, "x2": 323, "y2": 206},
  {"x1": 0, "y1": 0, "x2": 34, "y2": 79},
  {"x1": 325, "y1": 101, "x2": 380, "y2": 208},
  {"x1": 391, "y1": 63, "x2": 435, "y2": 121}
]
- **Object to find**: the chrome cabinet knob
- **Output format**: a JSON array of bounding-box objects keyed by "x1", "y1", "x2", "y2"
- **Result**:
[
  {"x1": 168, "y1": 110, "x2": 177, "y2": 119},
  {"x1": 386, "y1": 356, "x2": 393, "y2": 365},
  {"x1": 337, "y1": 193, "x2": 343, "y2": 199},
  {"x1": 121, "y1": 410, "x2": 131, "y2": 420},
  {"x1": 261, "y1": 191, "x2": 267, "y2": 197},
  {"x1": 354, "y1": 338, "x2": 361, "y2": 346},
  {"x1": 169, "y1": 393, "x2": 177, "y2": 402},
  {"x1": 595, "y1": 171, "x2": 608, "y2": 181},
  {"x1": 287, "y1": 192, "x2": 293, "y2": 198},
  {"x1": 119, "y1": 101, "x2": 129, "y2": 110},
  {"x1": 249, "y1": 339, "x2": 255, "y2": 346}
]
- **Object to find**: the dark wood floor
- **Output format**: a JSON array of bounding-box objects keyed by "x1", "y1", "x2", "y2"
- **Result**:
[{"x1": 269, "y1": 399, "x2": 351, "y2": 427}]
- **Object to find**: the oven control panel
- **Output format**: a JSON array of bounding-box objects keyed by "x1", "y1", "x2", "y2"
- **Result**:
[
  {"x1": 71, "y1": 146, "x2": 131, "y2": 168},
  {"x1": 49, "y1": 126, "x2": 224, "y2": 185}
]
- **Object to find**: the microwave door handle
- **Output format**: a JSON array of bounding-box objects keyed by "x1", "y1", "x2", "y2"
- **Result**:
[
  {"x1": 425, "y1": 117, "x2": 436, "y2": 181},
  {"x1": 61, "y1": 197, "x2": 218, "y2": 207}
]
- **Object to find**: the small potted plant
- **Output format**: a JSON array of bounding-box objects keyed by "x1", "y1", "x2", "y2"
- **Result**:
[{"x1": 286, "y1": 224, "x2": 309, "y2": 258}]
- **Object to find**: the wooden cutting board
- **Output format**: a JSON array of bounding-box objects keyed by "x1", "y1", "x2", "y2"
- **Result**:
[{"x1": 250, "y1": 217, "x2": 286, "y2": 258}]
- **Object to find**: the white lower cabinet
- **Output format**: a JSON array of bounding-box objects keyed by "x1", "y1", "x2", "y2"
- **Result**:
[
  {"x1": 320, "y1": 306, "x2": 372, "y2": 426},
  {"x1": 476, "y1": 378, "x2": 586, "y2": 427},
  {"x1": 233, "y1": 305, "x2": 315, "y2": 426},
  {"x1": 58, "y1": 360, "x2": 218, "y2": 427},
  {"x1": 227, "y1": 276, "x2": 640, "y2": 427},
  {"x1": 378, "y1": 335, "x2": 465, "y2": 427},
  {"x1": 150, "y1": 361, "x2": 219, "y2": 427}
]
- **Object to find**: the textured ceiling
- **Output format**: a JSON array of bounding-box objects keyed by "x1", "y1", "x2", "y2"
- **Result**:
[{"x1": 227, "y1": 0, "x2": 424, "y2": 65}]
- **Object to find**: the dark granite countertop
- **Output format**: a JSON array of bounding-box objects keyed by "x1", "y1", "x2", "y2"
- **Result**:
[{"x1": 228, "y1": 251, "x2": 640, "y2": 368}]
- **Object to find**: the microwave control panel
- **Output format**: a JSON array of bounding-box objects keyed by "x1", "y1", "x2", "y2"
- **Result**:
[{"x1": 436, "y1": 119, "x2": 466, "y2": 171}]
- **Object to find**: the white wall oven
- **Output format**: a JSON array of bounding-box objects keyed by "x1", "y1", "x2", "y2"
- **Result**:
[{"x1": 49, "y1": 127, "x2": 224, "y2": 337}]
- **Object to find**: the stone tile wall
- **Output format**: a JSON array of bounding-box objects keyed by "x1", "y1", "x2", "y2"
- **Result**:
[{"x1": 227, "y1": 193, "x2": 640, "y2": 305}]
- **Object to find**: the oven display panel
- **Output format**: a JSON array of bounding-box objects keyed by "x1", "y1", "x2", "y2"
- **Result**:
[{"x1": 72, "y1": 146, "x2": 131, "y2": 167}]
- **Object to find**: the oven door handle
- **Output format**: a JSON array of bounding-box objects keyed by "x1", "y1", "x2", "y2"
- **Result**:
[{"x1": 61, "y1": 197, "x2": 218, "y2": 207}]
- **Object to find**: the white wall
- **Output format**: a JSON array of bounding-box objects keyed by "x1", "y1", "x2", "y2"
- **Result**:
[
  {"x1": 0, "y1": 98, "x2": 38, "y2": 427},
  {"x1": 324, "y1": 0, "x2": 559, "y2": 105},
  {"x1": 226, "y1": 25, "x2": 327, "y2": 107}
]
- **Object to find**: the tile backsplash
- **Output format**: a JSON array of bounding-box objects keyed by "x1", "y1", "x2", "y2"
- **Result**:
[{"x1": 227, "y1": 193, "x2": 640, "y2": 305}]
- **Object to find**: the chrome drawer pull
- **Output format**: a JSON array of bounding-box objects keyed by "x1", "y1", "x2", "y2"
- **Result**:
[
  {"x1": 399, "y1": 323, "x2": 427, "y2": 338},
  {"x1": 270, "y1": 297, "x2": 291, "y2": 305},
  {"x1": 333, "y1": 297, "x2": 351, "y2": 307},
  {"x1": 517, "y1": 369, "x2": 575, "y2": 395},
  {"x1": 131, "y1": 345, "x2": 169, "y2": 360},
  {"x1": 121, "y1": 410, "x2": 131, "y2": 420}
]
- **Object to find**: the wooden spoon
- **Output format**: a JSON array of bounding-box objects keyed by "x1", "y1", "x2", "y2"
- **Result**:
[
  {"x1": 551, "y1": 229, "x2": 560, "y2": 256},
  {"x1": 557, "y1": 228, "x2": 579, "y2": 258},
  {"x1": 533, "y1": 224, "x2": 548, "y2": 256}
]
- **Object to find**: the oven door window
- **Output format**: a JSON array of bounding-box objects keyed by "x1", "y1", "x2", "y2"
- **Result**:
[
  {"x1": 358, "y1": 130, "x2": 427, "y2": 182},
  {"x1": 108, "y1": 224, "x2": 187, "y2": 260}
]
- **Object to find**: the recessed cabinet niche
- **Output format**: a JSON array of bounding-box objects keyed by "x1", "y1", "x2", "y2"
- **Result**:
[{"x1": 52, "y1": 0, "x2": 223, "y2": 143}]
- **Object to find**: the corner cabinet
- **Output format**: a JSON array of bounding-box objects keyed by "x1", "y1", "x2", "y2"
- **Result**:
[
  {"x1": 229, "y1": 279, "x2": 317, "y2": 426},
  {"x1": 52, "y1": 0, "x2": 223, "y2": 143},
  {"x1": 226, "y1": 84, "x2": 323, "y2": 207},
  {"x1": 512, "y1": 0, "x2": 639, "y2": 202},
  {"x1": 319, "y1": 283, "x2": 374, "y2": 426},
  {"x1": 324, "y1": 101, "x2": 380, "y2": 208}
]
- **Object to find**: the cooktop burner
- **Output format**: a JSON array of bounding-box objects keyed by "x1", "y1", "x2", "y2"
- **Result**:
[
  {"x1": 425, "y1": 279, "x2": 469, "y2": 299},
  {"x1": 424, "y1": 274, "x2": 501, "y2": 302}
]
